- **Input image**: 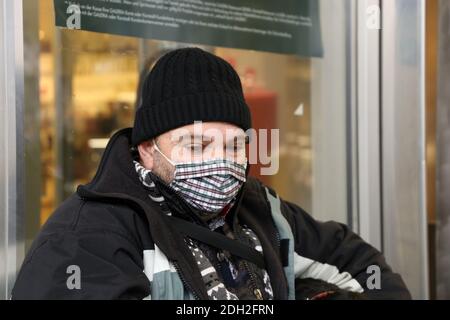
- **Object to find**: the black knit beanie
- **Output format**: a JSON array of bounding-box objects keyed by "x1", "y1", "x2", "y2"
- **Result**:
[{"x1": 132, "y1": 47, "x2": 252, "y2": 146}]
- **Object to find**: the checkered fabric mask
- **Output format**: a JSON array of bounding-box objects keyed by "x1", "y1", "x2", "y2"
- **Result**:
[{"x1": 153, "y1": 140, "x2": 247, "y2": 213}]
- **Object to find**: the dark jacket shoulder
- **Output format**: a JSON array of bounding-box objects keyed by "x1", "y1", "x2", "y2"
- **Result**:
[{"x1": 12, "y1": 194, "x2": 152, "y2": 300}]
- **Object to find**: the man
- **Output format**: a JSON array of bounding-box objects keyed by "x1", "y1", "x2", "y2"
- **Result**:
[{"x1": 12, "y1": 47, "x2": 410, "y2": 300}]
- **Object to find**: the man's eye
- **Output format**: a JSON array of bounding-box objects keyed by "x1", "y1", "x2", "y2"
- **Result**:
[
  {"x1": 227, "y1": 144, "x2": 244, "y2": 152},
  {"x1": 186, "y1": 144, "x2": 203, "y2": 153}
]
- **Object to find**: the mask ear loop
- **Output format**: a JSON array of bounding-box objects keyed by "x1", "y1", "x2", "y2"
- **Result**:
[{"x1": 153, "y1": 139, "x2": 176, "y2": 167}]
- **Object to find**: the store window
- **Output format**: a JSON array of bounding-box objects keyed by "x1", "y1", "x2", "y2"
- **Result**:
[{"x1": 23, "y1": 0, "x2": 351, "y2": 252}]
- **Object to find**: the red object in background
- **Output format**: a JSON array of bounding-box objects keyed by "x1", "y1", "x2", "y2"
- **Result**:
[{"x1": 244, "y1": 89, "x2": 278, "y2": 186}]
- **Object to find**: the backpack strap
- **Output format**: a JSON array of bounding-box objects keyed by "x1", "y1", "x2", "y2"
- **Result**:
[{"x1": 167, "y1": 216, "x2": 266, "y2": 269}]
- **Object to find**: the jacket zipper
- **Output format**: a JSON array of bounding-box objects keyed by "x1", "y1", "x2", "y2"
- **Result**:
[
  {"x1": 262, "y1": 188, "x2": 282, "y2": 250},
  {"x1": 172, "y1": 260, "x2": 202, "y2": 300},
  {"x1": 217, "y1": 248, "x2": 262, "y2": 300},
  {"x1": 243, "y1": 259, "x2": 264, "y2": 300},
  {"x1": 234, "y1": 224, "x2": 264, "y2": 300},
  {"x1": 274, "y1": 227, "x2": 281, "y2": 249}
]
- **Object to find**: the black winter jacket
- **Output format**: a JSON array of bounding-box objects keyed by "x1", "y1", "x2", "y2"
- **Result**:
[{"x1": 11, "y1": 128, "x2": 411, "y2": 300}]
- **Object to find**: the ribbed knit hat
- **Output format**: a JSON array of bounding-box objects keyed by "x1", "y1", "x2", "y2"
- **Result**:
[{"x1": 132, "y1": 47, "x2": 252, "y2": 146}]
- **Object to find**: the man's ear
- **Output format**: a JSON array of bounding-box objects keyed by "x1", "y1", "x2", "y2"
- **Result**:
[{"x1": 137, "y1": 140, "x2": 155, "y2": 170}]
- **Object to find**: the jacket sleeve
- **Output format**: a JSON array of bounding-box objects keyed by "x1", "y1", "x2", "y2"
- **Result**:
[
  {"x1": 280, "y1": 199, "x2": 411, "y2": 300},
  {"x1": 11, "y1": 229, "x2": 151, "y2": 300}
]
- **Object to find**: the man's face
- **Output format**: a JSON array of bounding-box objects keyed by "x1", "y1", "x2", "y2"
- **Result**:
[{"x1": 137, "y1": 122, "x2": 248, "y2": 184}]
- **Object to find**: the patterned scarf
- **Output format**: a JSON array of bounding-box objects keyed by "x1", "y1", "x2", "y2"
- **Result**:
[{"x1": 134, "y1": 160, "x2": 274, "y2": 300}]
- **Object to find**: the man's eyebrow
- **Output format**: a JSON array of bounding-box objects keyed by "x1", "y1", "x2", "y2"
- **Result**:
[
  {"x1": 173, "y1": 134, "x2": 213, "y2": 143},
  {"x1": 173, "y1": 133, "x2": 249, "y2": 144}
]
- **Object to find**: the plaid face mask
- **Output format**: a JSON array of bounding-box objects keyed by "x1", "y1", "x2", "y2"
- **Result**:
[{"x1": 154, "y1": 140, "x2": 247, "y2": 213}]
